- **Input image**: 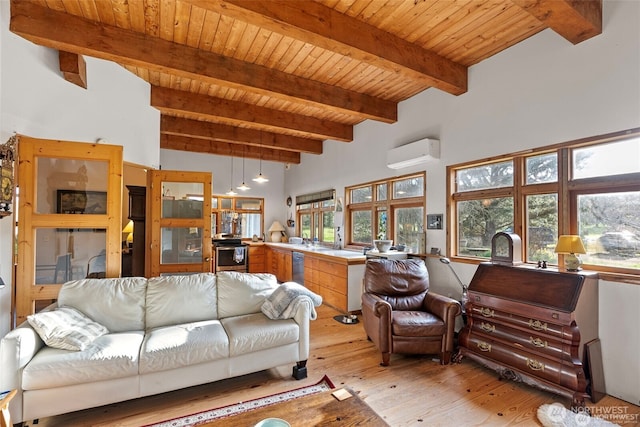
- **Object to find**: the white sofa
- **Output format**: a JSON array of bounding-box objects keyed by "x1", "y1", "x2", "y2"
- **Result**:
[{"x1": 0, "y1": 272, "x2": 317, "y2": 424}]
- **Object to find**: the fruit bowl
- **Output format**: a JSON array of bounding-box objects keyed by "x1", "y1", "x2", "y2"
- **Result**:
[{"x1": 373, "y1": 239, "x2": 393, "y2": 253}]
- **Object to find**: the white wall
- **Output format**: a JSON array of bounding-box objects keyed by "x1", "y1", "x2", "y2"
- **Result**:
[
  {"x1": 284, "y1": 0, "x2": 640, "y2": 404},
  {"x1": 0, "y1": 1, "x2": 160, "y2": 337}
]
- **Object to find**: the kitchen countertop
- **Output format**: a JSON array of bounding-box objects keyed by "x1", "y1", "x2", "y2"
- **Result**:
[
  {"x1": 247, "y1": 241, "x2": 415, "y2": 263},
  {"x1": 265, "y1": 242, "x2": 367, "y2": 262}
]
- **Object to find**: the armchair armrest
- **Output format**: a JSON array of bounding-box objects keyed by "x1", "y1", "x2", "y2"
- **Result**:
[
  {"x1": 424, "y1": 292, "x2": 462, "y2": 325},
  {"x1": 361, "y1": 293, "x2": 393, "y2": 354},
  {"x1": 362, "y1": 293, "x2": 392, "y2": 318},
  {"x1": 424, "y1": 292, "x2": 461, "y2": 355}
]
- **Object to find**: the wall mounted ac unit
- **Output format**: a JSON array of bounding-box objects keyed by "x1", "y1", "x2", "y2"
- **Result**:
[{"x1": 386, "y1": 138, "x2": 440, "y2": 169}]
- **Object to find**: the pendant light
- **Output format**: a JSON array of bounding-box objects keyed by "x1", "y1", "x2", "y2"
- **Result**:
[
  {"x1": 252, "y1": 144, "x2": 269, "y2": 183},
  {"x1": 226, "y1": 157, "x2": 237, "y2": 196},
  {"x1": 237, "y1": 147, "x2": 250, "y2": 191}
]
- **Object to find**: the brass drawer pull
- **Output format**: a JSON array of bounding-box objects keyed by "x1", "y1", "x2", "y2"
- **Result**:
[
  {"x1": 526, "y1": 358, "x2": 545, "y2": 371},
  {"x1": 481, "y1": 322, "x2": 495, "y2": 333},
  {"x1": 528, "y1": 319, "x2": 547, "y2": 331},
  {"x1": 477, "y1": 341, "x2": 492, "y2": 352},
  {"x1": 529, "y1": 337, "x2": 548, "y2": 348},
  {"x1": 480, "y1": 308, "x2": 495, "y2": 318}
]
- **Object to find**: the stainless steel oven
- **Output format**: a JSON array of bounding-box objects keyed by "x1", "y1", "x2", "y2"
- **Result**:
[{"x1": 213, "y1": 236, "x2": 248, "y2": 273}]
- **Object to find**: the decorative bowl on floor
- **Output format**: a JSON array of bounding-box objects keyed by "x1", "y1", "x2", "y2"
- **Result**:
[
  {"x1": 373, "y1": 240, "x2": 393, "y2": 253},
  {"x1": 255, "y1": 418, "x2": 291, "y2": 427}
]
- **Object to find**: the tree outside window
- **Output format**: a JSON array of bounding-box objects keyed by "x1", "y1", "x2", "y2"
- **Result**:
[
  {"x1": 346, "y1": 173, "x2": 425, "y2": 251},
  {"x1": 448, "y1": 128, "x2": 640, "y2": 278}
]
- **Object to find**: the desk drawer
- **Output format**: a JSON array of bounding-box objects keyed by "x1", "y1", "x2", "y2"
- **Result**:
[
  {"x1": 469, "y1": 319, "x2": 578, "y2": 363},
  {"x1": 468, "y1": 304, "x2": 577, "y2": 342},
  {"x1": 469, "y1": 292, "x2": 575, "y2": 325},
  {"x1": 462, "y1": 334, "x2": 585, "y2": 391}
]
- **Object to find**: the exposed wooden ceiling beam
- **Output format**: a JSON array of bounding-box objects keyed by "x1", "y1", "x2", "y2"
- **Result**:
[
  {"x1": 161, "y1": 116, "x2": 323, "y2": 155},
  {"x1": 160, "y1": 134, "x2": 301, "y2": 164},
  {"x1": 182, "y1": 0, "x2": 468, "y2": 96},
  {"x1": 58, "y1": 51, "x2": 87, "y2": 89},
  {"x1": 152, "y1": 86, "x2": 351, "y2": 142},
  {"x1": 512, "y1": 0, "x2": 602, "y2": 44},
  {"x1": 10, "y1": 0, "x2": 397, "y2": 124}
]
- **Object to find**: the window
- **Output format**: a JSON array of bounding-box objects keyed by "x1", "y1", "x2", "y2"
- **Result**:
[
  {"x1": 296, "y1": 190, "x2": 335, "y2": 244},
  {"x1": 211, "y1": 196, "x2": 264, "y2": 239},
  {"x1": 346, "y1": 173, "x2": 425, "y2": 252},
  {"x1": 448, "y1": 128, "x2": 640, "y2": 279}
]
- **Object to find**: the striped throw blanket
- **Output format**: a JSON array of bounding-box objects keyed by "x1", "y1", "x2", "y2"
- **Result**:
[{"x1": 261, "y1": 282, "x2": 322, "y2": 320}]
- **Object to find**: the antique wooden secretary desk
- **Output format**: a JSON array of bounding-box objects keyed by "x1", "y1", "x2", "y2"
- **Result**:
[{"x1": 456, "y1": 262, "x2": 600, "y2": 408}]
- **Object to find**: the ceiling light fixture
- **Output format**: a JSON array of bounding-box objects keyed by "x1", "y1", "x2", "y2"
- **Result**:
[
  {"x1": 237, "y1": 148, "x2": 250, "y2": 191},
  {"x1": 253, "y1": 141, "x2": 269, "y2": 183},
  {"x1": 226, "y1": 157, "x2": 237, "y2": 196}
]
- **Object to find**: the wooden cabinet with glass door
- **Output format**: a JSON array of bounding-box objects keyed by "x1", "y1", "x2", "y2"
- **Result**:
[
  {"x1": 16, "y1": 136, "x2": 123, "y2": 325},
  {"x1": 147, "y1": 170, "x2": 212, "y2": 277}
]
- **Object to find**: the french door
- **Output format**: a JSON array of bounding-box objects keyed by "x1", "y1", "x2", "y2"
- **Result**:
[
  {"x1": 16, "y1": 136, "x2": 122, "y2": 325},
  {"x1": 147, "y1": 170, "x2": 212, "y2": 276}
]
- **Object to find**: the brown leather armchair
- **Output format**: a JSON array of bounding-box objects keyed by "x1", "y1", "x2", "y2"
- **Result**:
[{"x1": 361, "y1": 258, "x2": 461, "y2": 366}]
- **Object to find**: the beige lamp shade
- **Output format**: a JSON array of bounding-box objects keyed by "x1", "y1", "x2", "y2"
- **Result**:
[
  {"x1": 268, "y1": 221, "x2": 286, "y2": 242},
  {"x1": 554, "y1": 235, "x2": 586, "y2": 271}
]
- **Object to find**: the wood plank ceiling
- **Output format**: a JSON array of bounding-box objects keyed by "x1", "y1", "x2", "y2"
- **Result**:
[{"x1": 10, "y1": 0, "x2": 601, "y2": 164}]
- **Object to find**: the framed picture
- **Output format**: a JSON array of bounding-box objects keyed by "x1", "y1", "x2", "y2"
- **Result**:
[
  {"x1": 427, "y1": 214, "x2": 443, "y2": 230},
  {"x1": 57, "y1": 190, "x2": 107, "y2": 214}
]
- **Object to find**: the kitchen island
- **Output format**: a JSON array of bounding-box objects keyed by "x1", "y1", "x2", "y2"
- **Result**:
[{"x1": 263, "y1": 242, "x2": 366, "y2": 313}]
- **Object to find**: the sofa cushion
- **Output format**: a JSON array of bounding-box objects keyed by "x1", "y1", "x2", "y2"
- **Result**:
[
  {"x1": 57, "y1": 277, "x2": 147, "y2": 332},
  {"x1": 221, "y1": 313, "x2": 299, "y2": 356},
  {"x1": 146, "y1": 273, "x2": 218, "y2": 329},
  {"x1": 217, "y1": 272, "x2": 279, "y2": 318},
  {"x1": 22, "y1": 331, "x2": 144, "y2": 390},
  {"x1": 27, "y1": 306, "x2": 109, "y2": 351},
  {"x1": 139, "y1": 320, "x2": 229, "y2": 374}
]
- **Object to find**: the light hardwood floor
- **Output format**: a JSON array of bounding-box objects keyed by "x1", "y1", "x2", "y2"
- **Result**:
[{"x1": 27, "y1": 304, "x2": 639, "y2": 427}]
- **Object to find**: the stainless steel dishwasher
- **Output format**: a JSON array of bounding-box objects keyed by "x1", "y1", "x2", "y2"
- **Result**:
[{"x1": 292, "y1": 251, "x2": 304, "y2": 285}]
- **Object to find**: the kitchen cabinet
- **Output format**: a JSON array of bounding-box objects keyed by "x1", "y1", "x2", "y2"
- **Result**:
[
  {"x1": 248, "y1": 244, "x2": 265, "y2": 273},
  {"x1": 304, "y1": 254, "x2": 365, "y2": 313},
  {"x1": 266, "y1": 246, "x2": 292, "y2": 282},
  {"x1": 305, "y1": 256, "x2": 346, "y2": 311},
  {"x1": 264, "y1": 243, "x2": 366, "y2": 313}
]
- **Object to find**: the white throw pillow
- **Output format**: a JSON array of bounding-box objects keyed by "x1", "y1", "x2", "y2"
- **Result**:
[
  {"x1": 217, "y1": 272, "x2": 279, "y2": 318},
  {"x1": 27, "y1": 306, "x2": 109, "y2": 351}
]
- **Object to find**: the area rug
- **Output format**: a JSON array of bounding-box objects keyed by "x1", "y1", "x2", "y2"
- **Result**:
[
  {"x1": 146, "y1": 375, "x2": 335, "y2": 427},
  {"x1": 537, "y1": 403, "x2": 621, "y2": 427}
]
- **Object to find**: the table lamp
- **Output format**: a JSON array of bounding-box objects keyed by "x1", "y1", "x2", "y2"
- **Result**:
[
  {"x1": 554, "y1": 235, "x2": 586, "y2": 271},
  {"x1": 268, "y1": 221, "x2": 286, "y2": 242},
  {"x1": 122, "y1": 220, "x2": 134, "y2": 249}
]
